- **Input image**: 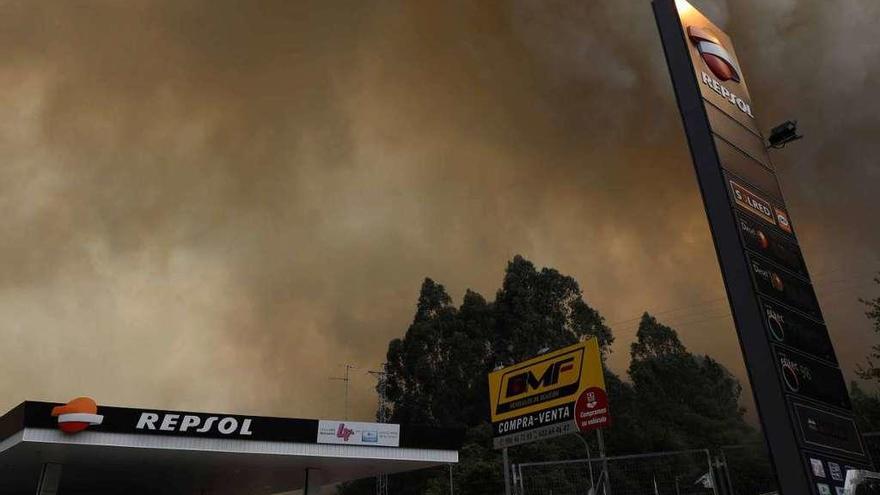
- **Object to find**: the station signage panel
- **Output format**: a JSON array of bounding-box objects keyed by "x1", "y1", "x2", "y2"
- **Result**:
[
  {"x1": 760, "y1": 299, "x2": 836, "y2": 364},
  {"x1": 715, "y1": 138, "x2": 784, "y2": 201},
  {"x1": 775, "y1": 349, "x2": 851, "y2": 410},
  {"x1": 791, "y1": 401, "x2": 866, "y2": 458},
  {"x1": 487, "y1": 338, "x2": 608, "y2": 449},
  {"x1": 653, "y1": 0, "x2": 872, "y2": 493},
  {"x1": 749, "y1": 256, "x2": 822, "y2": 319},
  {"x1": 736, "y1": 213, "x2": 807, "y2": 278}
]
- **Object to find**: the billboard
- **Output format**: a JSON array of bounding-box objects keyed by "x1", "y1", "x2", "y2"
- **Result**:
[
  {"x1": 488, "y1": 338, "x2": 608, "y2": 449},
  {"x1": 653, "y1": 1, "x2": 872, "y2": 493}
]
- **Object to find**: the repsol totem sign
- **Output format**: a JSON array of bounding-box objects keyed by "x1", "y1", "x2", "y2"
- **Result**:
[
  {"x1": 488, "y1": 338, "x2": 609, "y2": 449},
  {"x1": 653, "y1": 1, "x2": 872, "y2": 494}
]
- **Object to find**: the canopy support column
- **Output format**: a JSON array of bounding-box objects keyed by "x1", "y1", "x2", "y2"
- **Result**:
[
  {"x1": 36, "y1": 463, "x2": 62, "y2": 495},
  {"x1": 305, "y1": 467, "x2": 324, "y2": 495}
]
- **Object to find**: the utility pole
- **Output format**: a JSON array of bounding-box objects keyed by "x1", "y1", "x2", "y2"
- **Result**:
[
  {"x1": 330, "y1": 363, "x2": 356, "y2": 420},
  {"x1": 368, "y1": 368, "x2": 389, "y2": 495}
]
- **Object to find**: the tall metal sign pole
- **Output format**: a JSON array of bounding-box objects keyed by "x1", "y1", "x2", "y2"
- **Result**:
[{"x1": 652, "y1": 1, "x2": 872, "y2": 493}]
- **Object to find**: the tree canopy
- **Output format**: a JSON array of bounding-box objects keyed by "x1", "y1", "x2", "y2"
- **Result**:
[
  {"x1": 627, "y1": 313, "x2": 751, "y2": 452},
  {"x1": 856, "y1": 275, "x2": 880, "y2": 384},
  {"x1": 338, "y1": 256, "x2": 754, "y2": 495}
]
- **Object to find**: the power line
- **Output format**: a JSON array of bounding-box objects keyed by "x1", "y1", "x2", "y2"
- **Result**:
[
  {"x1": 614, "y1": 280, "x2": 878, "y2": 335},
  {"x1": 606, "y1": 273, "x2": 877, "y2": 330},
  {"x1": 607, "y1": 298, "x2": 728, "y2": 327}
]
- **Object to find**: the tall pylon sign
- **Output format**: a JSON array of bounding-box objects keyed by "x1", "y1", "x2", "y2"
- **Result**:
[{"x1": 653, "y1": 0, "x2": 872, "y2": 493}]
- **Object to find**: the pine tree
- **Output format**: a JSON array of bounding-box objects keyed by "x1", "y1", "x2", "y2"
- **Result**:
[
  {"x1": 857, "y1": 275, "x2": 880, "y2": 384},
  {"x1": 628, "y1": 313, "x2": 752, "y2": 451}
]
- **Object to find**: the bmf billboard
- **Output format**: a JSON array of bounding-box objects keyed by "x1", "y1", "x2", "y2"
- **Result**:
[
  {"x1": 488, "y1": 338, "x2": 609, "y2": 449},
  {"x1": 653, "y1": 1, "x2": 871, "y2": 493}
]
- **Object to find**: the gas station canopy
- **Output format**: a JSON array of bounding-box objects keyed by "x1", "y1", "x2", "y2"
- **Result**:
[{"x1": 0, "y1": 400, "x2": 462, "y2": 494}]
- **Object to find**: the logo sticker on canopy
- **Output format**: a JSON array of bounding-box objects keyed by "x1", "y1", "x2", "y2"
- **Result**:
[{"x1": 51, "y1": 397, "x2": 103, "y2": 434}]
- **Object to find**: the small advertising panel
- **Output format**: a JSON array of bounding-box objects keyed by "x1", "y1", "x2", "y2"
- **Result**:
[
  {"x1": 488, "y1": 338, "x2": 608, "y2": 449},
  {"x1": 316, "y1": 420, "x2": 400, "y2": 447}
]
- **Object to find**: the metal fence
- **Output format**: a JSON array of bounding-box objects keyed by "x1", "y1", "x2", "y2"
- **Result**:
[
  {"x1": 515, "y1": 449, "x2": 717, "y2": 495},
  {"x1": 514, "y1": 433, "x2": 880, "y2": 495},
  {"x1": 480, "y1": 431, "x2": 880, "y2": 495}
]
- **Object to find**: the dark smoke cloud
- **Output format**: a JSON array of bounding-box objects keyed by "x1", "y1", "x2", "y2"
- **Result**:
[{"x1": 0, "y1": 0, "x2": 877, "y2": 422}]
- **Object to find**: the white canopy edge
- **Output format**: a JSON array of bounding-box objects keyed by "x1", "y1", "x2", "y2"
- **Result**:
[{"x1": 6, "y1": 428, "x2": 458, "y2": 464}]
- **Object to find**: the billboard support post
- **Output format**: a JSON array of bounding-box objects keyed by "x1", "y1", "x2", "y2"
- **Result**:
[
  {"x1": 36, "y1": 463, "x2": 62, "y2": 495},
  {"x1": 597, "y1": 429, "x2": 611, "y2": 495},
  {"x1": 572, "y1": 433, "x2": 596, "y2": 489},
  {"x1": 502, "y1": 447, "x2": 512, "y2": 495},
  {"x1": 448, "y1": 464, "x2": 454, "y2": 495}
]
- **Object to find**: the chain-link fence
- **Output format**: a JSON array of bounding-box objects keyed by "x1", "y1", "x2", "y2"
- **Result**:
[
  {"x1": 515, "y1": 449, "x2": 717, "y2": 495},
  {"x1": 496, "y1": 431, "x2": 880, "y2": 495}
]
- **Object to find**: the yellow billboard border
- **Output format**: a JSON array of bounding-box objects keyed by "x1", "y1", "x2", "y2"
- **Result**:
[{"x1": 488, "y1": 338, "x2": 605, "y2": 424}]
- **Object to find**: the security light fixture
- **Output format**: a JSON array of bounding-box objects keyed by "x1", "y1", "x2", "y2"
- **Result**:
[{"x1": 767, "y1": 120, "x2": 803, "y2": 149}]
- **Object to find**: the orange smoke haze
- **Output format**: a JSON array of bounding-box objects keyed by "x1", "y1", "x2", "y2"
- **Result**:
[{"x1": 0, "y1": 0, "x2": 878, "y2": 421}]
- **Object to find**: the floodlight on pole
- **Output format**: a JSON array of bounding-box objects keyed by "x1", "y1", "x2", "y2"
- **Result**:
[{"x1": 767, "y1": 120, "x2": 803, "y2": 149}]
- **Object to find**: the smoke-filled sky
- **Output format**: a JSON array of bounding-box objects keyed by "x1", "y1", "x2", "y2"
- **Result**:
[{"x1": 1, "y1": 0, "x2": 878, "y2": 423}]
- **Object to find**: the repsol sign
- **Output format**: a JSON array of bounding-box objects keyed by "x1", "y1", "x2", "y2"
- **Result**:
[
  {"x1": 136, "y1": 412, "x2": 254, "y2": 436},
  {"x1": 701, "y1": 71, "x2": 754, "y2": 118}
]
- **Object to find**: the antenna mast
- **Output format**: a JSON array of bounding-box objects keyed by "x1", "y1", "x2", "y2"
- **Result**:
[
  {"x1": 368, "y1": 367, "x2": 390, "y2": 495},
  {"x1": 329, "y1": 363, "x2": 356, "y2": 420}
]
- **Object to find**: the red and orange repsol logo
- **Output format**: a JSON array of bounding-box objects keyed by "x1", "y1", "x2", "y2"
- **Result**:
[{"x1": 51, "y1": 397, "x2": 103, "y2": 434}]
